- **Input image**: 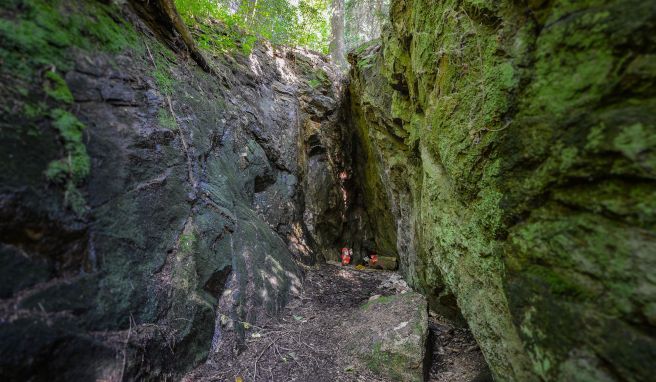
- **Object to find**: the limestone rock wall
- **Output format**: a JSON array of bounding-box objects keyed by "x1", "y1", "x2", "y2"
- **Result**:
[{"x1": 348, "y1": 0, "x2": 656, "y2": 380}]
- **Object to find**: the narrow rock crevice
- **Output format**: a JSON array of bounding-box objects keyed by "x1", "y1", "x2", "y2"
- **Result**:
[{"x1": 1, "y1": 0, "x2": 654, "y2": 381}]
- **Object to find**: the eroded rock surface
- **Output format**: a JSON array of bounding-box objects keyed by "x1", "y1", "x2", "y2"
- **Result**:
[
  {"x1": 2, "y1": 0, "x2": 655, "y2": 381},
  {"x1": 348, "y1": 0, "x2": 656, "y2": 381},
  {"x1": 0, "y1": 1, "x2": 351, "y2": 379}
]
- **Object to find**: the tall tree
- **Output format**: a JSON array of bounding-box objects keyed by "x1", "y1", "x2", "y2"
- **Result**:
[{"x1": 329, "y1": 0, "x2": 346, "y2": 67}]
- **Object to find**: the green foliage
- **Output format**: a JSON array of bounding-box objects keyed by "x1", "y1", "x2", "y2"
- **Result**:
[
  {"x1": 174, "y1": 0, "x2": 330, "y2": 54},
  {"x1": 44, "y1": 70, "x2": 74, "y2": 104},
  {"x1": 194, "y1": 20, "x2": 251, "y2": 55}
]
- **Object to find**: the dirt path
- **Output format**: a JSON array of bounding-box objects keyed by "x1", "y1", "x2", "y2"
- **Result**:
[{"x1": 184, "y1": 264, "x2": 490, "y2": 381}]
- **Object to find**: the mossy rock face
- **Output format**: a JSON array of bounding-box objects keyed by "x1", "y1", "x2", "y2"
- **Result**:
[
  {"x1": 349, "y1": 0, "x2": 656, "y2": 380},
  {"x1": 0, "y1": 1, "x2": 348, "y2": 380}
]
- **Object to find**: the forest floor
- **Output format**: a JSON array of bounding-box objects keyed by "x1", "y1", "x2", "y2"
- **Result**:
[{"x1": 183, "y1": 264, "x2": 491, "y2": 382}]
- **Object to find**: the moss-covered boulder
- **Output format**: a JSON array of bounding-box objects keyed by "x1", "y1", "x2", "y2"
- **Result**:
[
  {"x1": 348, "y1": 0, "x2": 656, "y2": 380},
  {"x1": 351, "y1": 292, "x2": 429, "y2": 382}
]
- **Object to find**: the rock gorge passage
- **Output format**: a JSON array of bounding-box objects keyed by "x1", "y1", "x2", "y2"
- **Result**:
[{"x1": 0, "y1": 0, "x2": 655, "y2": 381}]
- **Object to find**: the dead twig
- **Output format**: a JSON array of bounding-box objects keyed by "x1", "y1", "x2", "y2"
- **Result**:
[
  {"x1": 118, "y1": 314, "x2": 134, "y2": 382},
  {"x1": 253, "y1": 336, "x2": 280, "y2": 381}
]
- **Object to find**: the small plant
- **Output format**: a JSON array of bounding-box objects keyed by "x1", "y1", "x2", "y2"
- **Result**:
[
  {"x1": 23, "y1": 102, "x2": 46, "y2": 119},
  {"x1": 64, "y1": 180, "x2": 88, "y2": 217},
  {"x1": 47, "y1": 109, "x2": 90, "y2": 183}
]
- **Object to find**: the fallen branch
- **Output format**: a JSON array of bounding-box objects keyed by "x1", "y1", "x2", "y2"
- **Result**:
[{"x1": 253, "y1": 336, "x2": 280, "y2": 381}]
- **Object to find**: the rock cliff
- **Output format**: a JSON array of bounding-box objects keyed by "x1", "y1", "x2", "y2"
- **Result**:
[
  {"x1": 348, "y1": 0, "x2": 656, "y2": 380},
  {"x1": 0, "y1": 0, "x2": 352, "y2": 379}
]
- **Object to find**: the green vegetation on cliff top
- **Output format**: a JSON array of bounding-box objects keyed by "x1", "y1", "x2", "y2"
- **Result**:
[{"x1": 174, "y1": 0, "x2": 331, "y2": 54}]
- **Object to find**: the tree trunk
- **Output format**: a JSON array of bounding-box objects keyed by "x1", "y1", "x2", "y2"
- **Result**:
[
  {"x1": 330, "y1": 0, "x2": 346, "y2": 68},
  {"x1": 128, "y1": 0, "x2": 215, "y2": 75}
]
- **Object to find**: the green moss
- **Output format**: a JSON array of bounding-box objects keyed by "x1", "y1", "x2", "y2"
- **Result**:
[
  {"x1": 365, "y1": 342, "x2": 421, "y2": 382},
  {"x1": 154, "y1": 65, "x2": 174, "y2": 96},
  {"x1": 45, "y1": 160, "x2": 69, "y2": 184},
  {"x1": 43, "y1": 109, "x2": 89, "y2": 215},
  {"x1": 43, "y1": 70, "x2": 74, "y2": 104},
  {"x1": 361, "y1": 295, "x2": 395, "y2": 310},
  {"x1": 613, "y1": 123, "x2": 655, "y2": 161},
  {"x1": 522, "y1": 7, "x2": 616, "y2": 118},
  {"x1": 307, "y1": 78, "x2": 321, "y2": 88},
  {"x1": 47, "y1": 109, "x2": 89, "y2": 182},
  {"x1": 23, "y1": 102, "x2": 47, "y2": 119},
  {"x1": 179, "y1": 232, "x2": 197, "y2": 254},
  {"x1": 64, "y1": 179, "x2": 87, "y2": 216},
  {"x1": 0, "y1": 0, "x2": 138, "y2": 80},
  {"x1": 158, "y1": 108, "x2": 177, "y2": 130},
  {"x1": 525, "y1": 265, "x2": 592, "y2": 298},
  {"x1": 349, "y1": 0, "x2": 656, "y2": 380},
  {"x1": 0, "y1": 0, "x2": 141, "y2": 218}
]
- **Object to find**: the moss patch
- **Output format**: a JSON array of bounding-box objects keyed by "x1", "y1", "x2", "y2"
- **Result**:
[
  {"x1": 158, "y1": 108, "x2": 177, "y2": 130},
  {"x1": 43, "y1": 70, "x2": 74, "y2": 104}
]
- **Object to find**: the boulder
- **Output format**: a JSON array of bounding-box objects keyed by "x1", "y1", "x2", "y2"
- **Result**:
[{"x1": 349, "y1": 292, "x2": 428, "y2": 382}]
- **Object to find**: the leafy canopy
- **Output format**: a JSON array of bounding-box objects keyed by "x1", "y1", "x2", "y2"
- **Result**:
[{"x1": 174, "y1": 0, "x2": 330, "y2": 54}]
